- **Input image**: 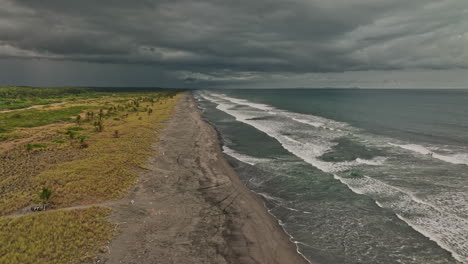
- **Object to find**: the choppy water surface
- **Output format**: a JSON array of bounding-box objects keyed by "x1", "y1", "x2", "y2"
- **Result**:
[{"x1": 195, "y1": 89, "x2": 468, "y2": 264}]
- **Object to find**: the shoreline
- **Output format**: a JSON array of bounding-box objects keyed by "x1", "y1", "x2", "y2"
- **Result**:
[
  {"x1": 198, "y1": 97, "x2": 313, "y2": 263},
  {"x1": 195, "y1": 95, "x2": 312, "y2": 264},
  {"x1": 98, "y1": 92, "x2": 309, "y2": 264}
]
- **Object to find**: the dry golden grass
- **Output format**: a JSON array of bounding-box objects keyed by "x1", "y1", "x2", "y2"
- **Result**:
[
  {"x1": 0, "y1": 93, "x2": 180, "y2": 214},
  {"x1": 36, "y1": 99, "x2": 177, "y2": 207},
  {"x1": 0, "y1": 207, "x2": 113, "y2": 264},
  {"x1": 0, "y1": 147, "x2": 86, "y2": 216},
  {"x1": 0, "y1": 92, "x2": 181, "y2": 263}
]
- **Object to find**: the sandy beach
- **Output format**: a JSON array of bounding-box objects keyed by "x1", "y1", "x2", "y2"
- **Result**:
[{"x1": 97, "y1": 93, "x2": 309, "y2": 264}]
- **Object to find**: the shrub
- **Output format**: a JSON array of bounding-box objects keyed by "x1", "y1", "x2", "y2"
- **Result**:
[
  {"x1": 33, "y1": 187, "x2": 53, "y2": 210},
  {"x1": 66, "y1": 126, "x2": 84, "y2": 131},
  {"x1": 26, "y1": 143, "x2": 47, "y2": 151},
  {"x1": 86, "y1": 111, "x2": 94, "y2": 121},
  {"x1": 65, "y1": 130, "x2": 76, "y2": 139},
  {"x1": 0, "y1": 133, "x2": 20, "y2": 142},
  {"x1": 94, "y1": 120, "x2": 103, "y2": 132}
]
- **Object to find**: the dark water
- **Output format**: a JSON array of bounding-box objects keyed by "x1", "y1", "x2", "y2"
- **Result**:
[{"x1": 195, "y1": 89, "x2": 468, "y2": 264}]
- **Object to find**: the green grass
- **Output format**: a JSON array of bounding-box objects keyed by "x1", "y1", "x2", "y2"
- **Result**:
[
  {"x1": 0, "y1": 207, "x2": 113, "y2": 264},
  {"x1": 0, "y1": 106, "x2": 98, "y2": 133},
  {"x1": 0, "y1": 86, "x2": 181, "y2": 111},
  {"x1": 0, "y1": 87, "x2": 89, "y2": 98},
  {"x1": 0, "y1": 133, "x2": 21, "y2": 142},
  {"x1": 35, "y1": 96, "x2": 179, "y2": 207},
  {"x1": 26, "y1": 144, "x2": 47, "y2": 150},
  {"x1": 0, "y1": 91, "x2": 182, "y2": 263},
  {"x1": 0, "y1": 87, "x2": 99, "y2": 111},
  {"x1": 0, "y1": 92, "x2": 181, "y2": 217}
]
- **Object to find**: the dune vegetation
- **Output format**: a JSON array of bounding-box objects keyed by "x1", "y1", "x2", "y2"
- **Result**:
[
  {"x1": 0, "y1": 87, "x2": 99, "y2": 111},
  {"x1": 0, "y1": 87, "x2": 182, "y2": 263},
  {"x1": 0, "y1": 105, "x2": 99, "y2": 134},
  {"x1": 0, "y1": 207, "x2": 113, "y2": 264}
]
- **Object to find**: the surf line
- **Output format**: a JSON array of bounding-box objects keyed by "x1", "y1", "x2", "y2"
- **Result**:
[
  {"x1": 200, "y1": 93, "x2": 468, "y2": 264},
  {"x1": 389, "y1": 143, "x2": 468, "y2": 166}
]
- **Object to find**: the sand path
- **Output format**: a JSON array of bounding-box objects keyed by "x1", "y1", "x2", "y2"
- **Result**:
[{"x1": 95, "y1": 93, "x2": 309, "y2": 264}]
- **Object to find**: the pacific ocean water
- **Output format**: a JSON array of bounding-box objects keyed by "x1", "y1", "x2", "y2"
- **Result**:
[{"x1": 195, "y1": 89, "x2": 468, "y2": 264}]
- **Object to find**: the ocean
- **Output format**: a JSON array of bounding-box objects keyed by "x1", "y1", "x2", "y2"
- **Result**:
[{"x1": 194, "y1": 89, "x2": 468, "y2": 264}]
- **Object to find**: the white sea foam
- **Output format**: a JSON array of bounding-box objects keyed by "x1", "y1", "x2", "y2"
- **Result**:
[
  {"x1": 335, "y1": 174, "x2": 468, "y2": 263},
  {"x1": 213, "y1": 94, "x2": 276, "y2": 111},
  {"x1": 389, "y1": 143, "x2": 468, "y2": 166},
  {"x1": 201, "y1": 92, "x2": 381, "y2": 174},
  {"x1": 291, "y1": 117, "x2": 324, "y2": 128},
  {"x1": 428, "y1": 192, "x2": 468, "y2": 219},
  {"x1": 199, "y1": 91, "x2": 468, "y2": 263},
  {"x1": 388, "y1": 143, "x2": 433, "y2": 155},
  {"x1": 284, "y1": 206, "x2": 301, "y2": 212},
  {"x1": 211, "y1": 92, "x2": 347, "y2": 132},
  {"x1": 257, "y1": 192, "x2": 284, "y2": 203},
  {"x1": 201, "y1": 93, "x2": 354, "y2": 173},
  {"x1": 222, "y1": 145, "x2": 271, "y2": 165},
  {"x1": 256, "y1": 191, "x2": 314, "y2": 264},
  {"x1": 356, "y1": 157, "x2": 387, "y2": 165},
  {"x1": 395, "y1": 214, "x2": 466, "y2": 264}
]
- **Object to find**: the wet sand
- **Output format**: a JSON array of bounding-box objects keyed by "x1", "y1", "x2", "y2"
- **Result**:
[{"x1": 97, "y1": 93, "x2": 309, "y2": 264}]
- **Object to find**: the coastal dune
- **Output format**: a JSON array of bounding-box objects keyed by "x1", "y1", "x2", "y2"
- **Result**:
[{"x1": 99, "y1": 93, "x2": 309, "y2": 264}]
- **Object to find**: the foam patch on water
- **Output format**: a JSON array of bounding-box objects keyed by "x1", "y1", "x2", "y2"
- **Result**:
[
  {"x1": 335, "y1": 174, "x2": 468, "y2": 263},
  {"x1": 212, "y1": 93, "x2": 348, "y2": 132},
  {"x1": 199, "y1": 91, "x2": 468, "y2": 263},
  {"x1": 389, "y1": 143, "x2": 468, "y2": 166},
  {"x1": 356, "y1": 157, "x2": 387, "y2": 165},
  {"x1": 213, "y1": 94, "x2": 276, "y2": 112},
  {"x1": 222, "y1": 146, "x2": 272, "y2": 165},
  {"x1": 201, "y1": 93, "x2": 354, "y2": 172},
  {"x1": 291, "y1": 117, "x2": 324, "y2": 128},
  {"x1": 257, "y1": 192, "x2": 285, "y2": 203},
  {"x1": 428, "y1": 192, "x2": 468, "y2": 219},
  {"x1": 201, "y1": 92, "x2": 385, "y2": 174}
]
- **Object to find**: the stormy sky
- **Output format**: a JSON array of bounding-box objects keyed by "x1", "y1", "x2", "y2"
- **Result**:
[{"x1": 0, "y1": 0, "x2": 467, "y2": 88}]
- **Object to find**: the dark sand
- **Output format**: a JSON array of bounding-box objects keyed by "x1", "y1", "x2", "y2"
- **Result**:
[{"x1": 96, "y1": 93, "x2": 310, "y2": 264}]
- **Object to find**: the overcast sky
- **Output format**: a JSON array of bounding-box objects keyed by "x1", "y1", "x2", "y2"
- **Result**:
[{"x1": 0, "y1": 0, "x2": 467, "y2": 88}]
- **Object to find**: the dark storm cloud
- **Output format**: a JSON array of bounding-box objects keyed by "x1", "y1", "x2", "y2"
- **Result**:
[{"x1": 0, "y1": 0, "x2": 467, "y2": 84}]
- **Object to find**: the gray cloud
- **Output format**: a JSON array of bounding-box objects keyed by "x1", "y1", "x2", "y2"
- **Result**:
[{"x1": 0, "y1": 0, "x2": 467, "y2": 87}]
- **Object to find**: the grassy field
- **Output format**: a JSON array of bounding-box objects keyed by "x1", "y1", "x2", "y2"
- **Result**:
[
  {"x1": 35, "y1": 96, "x2": 177, "y2": 207},
  {"x1": 0, "y1": 87, "x2": 182, "y2": 263},
  {"x1": 0, "y1": 87, "x2": 101, "y2": 111},
  {"x1": 0, "y1": 106, "x2": 98, "y2": 134},
  {"x1": 0, "y1": 207, "x2": 113, "y2": 264},
  {"x1": 0, "y1": 86, "x2": 174, "y2": 111}
]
